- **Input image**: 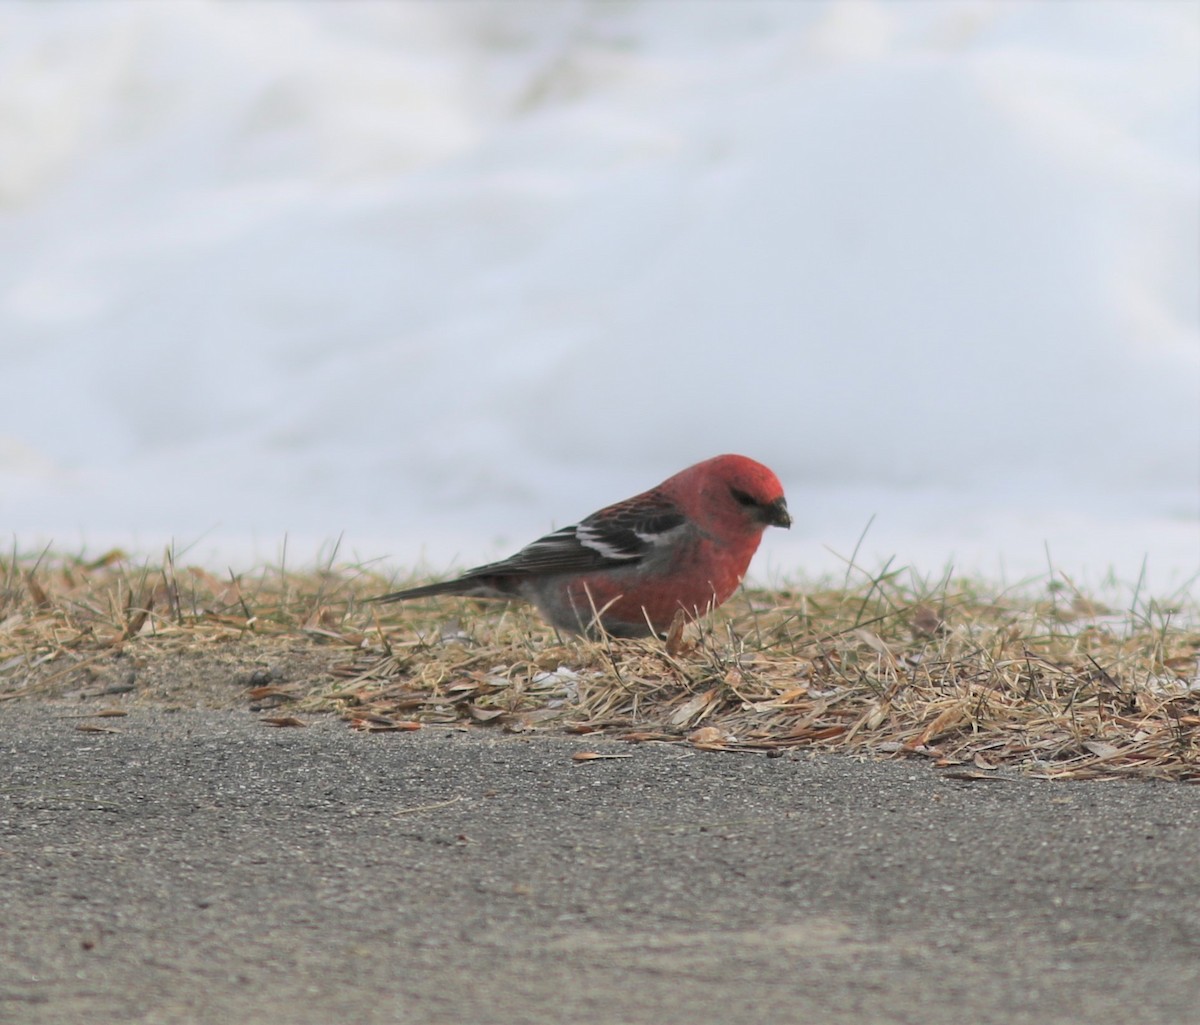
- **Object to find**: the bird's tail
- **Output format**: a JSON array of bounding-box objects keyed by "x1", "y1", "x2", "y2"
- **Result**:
[{"x1": 369, "y1": 579, "x2": 479, "y2": 604}]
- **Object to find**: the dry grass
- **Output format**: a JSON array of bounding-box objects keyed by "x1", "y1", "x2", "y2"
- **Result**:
[{"x1": 2, "y1": 545, "x2": 1198, "y2": 781}]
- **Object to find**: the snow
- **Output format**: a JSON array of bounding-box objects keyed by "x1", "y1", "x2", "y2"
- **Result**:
[{"x1": 1, "y1": 0, "x2": 1197, "y2": 595}]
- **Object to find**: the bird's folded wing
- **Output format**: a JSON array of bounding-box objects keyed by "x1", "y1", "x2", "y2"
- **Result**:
[{"x1": 465, "y1": 496, "x2": 687, "y2": 578}]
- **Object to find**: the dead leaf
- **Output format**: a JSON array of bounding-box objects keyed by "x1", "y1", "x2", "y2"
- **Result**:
[
  {"x1": 664, "y1": 609, "x2": 688, "y2": 656},
  {"x1": 916, "y1": 702, "x2": 969, "y2": 745},
  {"x1": 688, "y1": 726, "x2": 724, "y2": 744},
  {"x1": 863, "y1": 701, "x2": 890, "y2": 731},
  {"x1": 789, "y1": 725, "x2": 847, "y2": 742},
  {"x1": 260, "y1": 716, "x2": 306, "y2": 728},
  {"x1": 303, "y1": 605, "x2": 341, "y2": 632},
  {"x1": 572, "y1": 751, "x2": 633, "y2": 762},
  {"x1": 351, "y1": 718, "x2": 422, "y2": 732},
  {"x1": 246, "y1": 686, "x2": 296, "y2": 701},
  {"x1": 670, "y1": 687, "x2": 717, "y2": 727},
  {"x1": 687, "y1": 726, "x2": 735, "y2": 750}
]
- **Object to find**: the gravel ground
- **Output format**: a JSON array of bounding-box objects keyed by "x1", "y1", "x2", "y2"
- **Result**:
[{"x1": 1, "y1": 706, "x2": 1198, "y2": 1025}]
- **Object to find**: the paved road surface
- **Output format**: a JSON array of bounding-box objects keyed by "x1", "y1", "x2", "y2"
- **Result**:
[{"x1": 1, "y1": 707, "x2": 1198, "y2": 1024}]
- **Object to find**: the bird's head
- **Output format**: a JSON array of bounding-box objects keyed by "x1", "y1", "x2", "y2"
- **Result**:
[{"x1": 705, "y1": 454, "x2": 791, "y2": 531}]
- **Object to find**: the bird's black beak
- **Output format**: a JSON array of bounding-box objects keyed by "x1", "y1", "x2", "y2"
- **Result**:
[{"x1": 764, "y1": 497, "x2": 791, "y2": 529}]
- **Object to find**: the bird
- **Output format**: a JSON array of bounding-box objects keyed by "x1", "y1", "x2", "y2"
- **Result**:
[{"x1": 371, "y1": 454, "x2": 791, "y2": 638}]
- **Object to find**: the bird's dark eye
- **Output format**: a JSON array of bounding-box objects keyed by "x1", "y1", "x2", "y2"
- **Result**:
[{"x1": 729, "y1": 487, "x2": 759, "y2": 508}]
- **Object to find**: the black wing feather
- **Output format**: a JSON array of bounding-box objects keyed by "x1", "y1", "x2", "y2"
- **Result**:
[{"x1": 461, "y1": 493, "x2": 686, "y2": 579}]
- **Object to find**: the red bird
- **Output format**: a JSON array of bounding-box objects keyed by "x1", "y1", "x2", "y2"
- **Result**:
[{"x1": 373, "y1": 454, "x2": 791, "y2": 638}]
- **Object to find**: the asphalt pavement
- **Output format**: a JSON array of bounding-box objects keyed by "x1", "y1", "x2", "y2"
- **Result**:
[{"x1": 1, "y1": 706, "x2": 1198, "y2": 1025}]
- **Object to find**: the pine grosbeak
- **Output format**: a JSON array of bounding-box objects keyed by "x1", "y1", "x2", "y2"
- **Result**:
[{"x1": 374, "y1": 454, "x2": 790, "y2": 638}]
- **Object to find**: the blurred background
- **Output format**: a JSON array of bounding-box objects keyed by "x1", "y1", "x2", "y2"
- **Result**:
[{"x1": 1, "y1": 0, "x2": 1197, "y2": 591}]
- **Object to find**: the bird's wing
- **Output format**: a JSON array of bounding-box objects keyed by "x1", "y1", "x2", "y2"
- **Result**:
[{"x1": 464, "y1": 492, "x2": 687, "y2": 579}]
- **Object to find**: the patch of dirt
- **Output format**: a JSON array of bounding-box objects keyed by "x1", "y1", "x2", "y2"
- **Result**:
[{"x1": 3, "y1": 635, "x2": 339, "y2": 713}]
